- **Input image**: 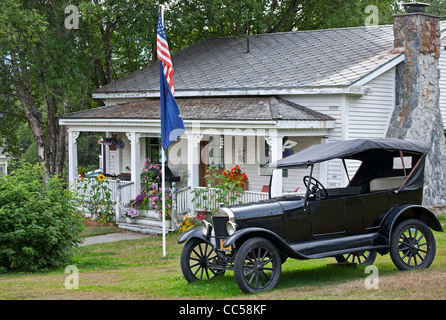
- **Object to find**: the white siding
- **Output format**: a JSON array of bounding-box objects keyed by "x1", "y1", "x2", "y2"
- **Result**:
[
  {"x1": 282, "y1": 71, "x2": 395, "y2": 188},
  {"x1": 346, "y1": 68, "x2": 396, "y2": 178},
  {"x1": 348, "y1": 68, "x2": 395, "y2": 140},
  {"x1": 281, "y1": 95, "x2": 344, "y2": 188}
]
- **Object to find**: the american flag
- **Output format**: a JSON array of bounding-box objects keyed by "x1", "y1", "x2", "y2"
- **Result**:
[{"x1": 157, "y1": 12, "x2": 174, "y2": 95}]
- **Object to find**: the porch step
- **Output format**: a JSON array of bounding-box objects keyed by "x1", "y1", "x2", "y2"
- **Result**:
[{"x1": 117, "y1": 216, "x2": 172, "y2": 235}]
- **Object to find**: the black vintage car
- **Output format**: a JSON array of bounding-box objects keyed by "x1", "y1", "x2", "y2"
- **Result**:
[{"x1": 178, "y1": 138, "x2": 443, "y2": 293}]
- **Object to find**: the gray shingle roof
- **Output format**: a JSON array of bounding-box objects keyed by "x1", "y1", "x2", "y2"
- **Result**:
[
  {"x1": 63, "y1": 96, "x2": 334, "y2": 122},
  {"x1": 94, "y1": 25, "x2": 400, "y2": 95}
]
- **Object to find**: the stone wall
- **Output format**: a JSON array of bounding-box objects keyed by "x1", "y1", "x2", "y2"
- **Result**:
[{"x1": 387, "y1": 12, "x2": 446, "y2": 206}]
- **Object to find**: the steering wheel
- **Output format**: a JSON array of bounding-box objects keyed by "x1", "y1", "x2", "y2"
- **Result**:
[{"x1": 303, "y1": 176, "x2": 328, "y2": 200}]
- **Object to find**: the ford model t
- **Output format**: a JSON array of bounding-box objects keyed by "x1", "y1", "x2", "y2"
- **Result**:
[{"x1": 178, "y1": 138, "x2": 443, "y2": 293}]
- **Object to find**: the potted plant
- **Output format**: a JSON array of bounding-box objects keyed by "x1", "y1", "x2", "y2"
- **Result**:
[
  {"x1": 103, "y1": 134, "x2": 125, "y2": 150},
  {"x1": 123, "y1": 206, "x2": 139, "y2": 223},
  {"x1": 140, "y1": 158, "x2": 161, "y2": 192},
  {"x1": 221, "y1": 165, "x2": 249, "y2": 191}
]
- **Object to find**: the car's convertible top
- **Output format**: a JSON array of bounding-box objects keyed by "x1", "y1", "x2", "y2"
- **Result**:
[
  {"x1": 268, "y1": 138, "x2": 431, "y2": 192},
  {"x1": 268, "y1": 138, "x2": 430, "y2": 168}
]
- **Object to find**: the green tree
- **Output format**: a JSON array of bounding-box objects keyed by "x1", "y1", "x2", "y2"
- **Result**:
[
  {"x1": 167, "y1": 0, "x2": 400, "y2": 51},
  {"x1": 0, "y1": 161, "x2": 84, "y2": 272},
  {"x1": 425, "y1": 0, "x2": 446, "y2": 18},
  {"x1": 0, "y1": 0, "x2": 89, "y2": 177}
]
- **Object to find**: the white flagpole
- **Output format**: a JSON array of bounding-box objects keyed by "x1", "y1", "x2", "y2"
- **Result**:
[
  {"x1": 162, "y1": 149, "x2": 166, "y2": 257},
  {"x1": 160, "y1": 4, "x2": 166, "y2": 258}
]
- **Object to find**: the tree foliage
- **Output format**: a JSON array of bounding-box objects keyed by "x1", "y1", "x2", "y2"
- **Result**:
[{"x1": 425, "y1": 0, "x2": 446, "y2": 18}]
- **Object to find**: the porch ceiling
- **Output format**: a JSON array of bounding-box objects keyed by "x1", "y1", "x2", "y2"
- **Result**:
[{"x1": 63, "y1": 96, "x2": 334, "y2": 122}]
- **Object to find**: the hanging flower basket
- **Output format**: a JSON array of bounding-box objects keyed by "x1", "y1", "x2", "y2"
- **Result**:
[{"x1": 102, "y1": 134, "x2": 125, "y2": 149}]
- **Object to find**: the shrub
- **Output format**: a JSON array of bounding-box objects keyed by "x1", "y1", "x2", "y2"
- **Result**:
[{"x1": 0, "y1": 161, "x2": 84, "y2": 273}]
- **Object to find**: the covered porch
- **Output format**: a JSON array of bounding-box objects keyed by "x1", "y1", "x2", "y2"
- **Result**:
[{"x1": 60, "y1": 96, "x2": 334, "y2": 232}]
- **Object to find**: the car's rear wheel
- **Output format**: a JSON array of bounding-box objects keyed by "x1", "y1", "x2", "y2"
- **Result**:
[
  {"x1": 234, "y1": 237, "x2": 282, "y2": 293},
  {"x1": 180, "y1": 238, "x2": 222, "y2": 282},
  {"x1": 335, "y1": 250, "x2": 377, "y2": 265},
  {"x1": 389, "y1": 219, "x2": 436, "y2": 270}
]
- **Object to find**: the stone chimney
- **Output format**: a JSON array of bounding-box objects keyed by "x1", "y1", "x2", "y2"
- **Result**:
[{"x1": 386, "y1": 2, "x2": 446, "y2": 205}]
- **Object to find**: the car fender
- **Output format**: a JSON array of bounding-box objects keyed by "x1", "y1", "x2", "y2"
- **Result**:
[
  {"x1": 379, "y1": 204, "x2": 443, "y2": 245},
  {"x1": 223, "y1": 227, "x2": 306, "y2": 259},
  {"x1": 178, "y1": 227, "x2": 210, "y2": 244}
]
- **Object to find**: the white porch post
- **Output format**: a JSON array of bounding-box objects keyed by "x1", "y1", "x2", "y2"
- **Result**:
[
  {"x1": 68, "y1": 130, "x2": 79, "y2": 184},
  {"x1": 187, "y1": 132, "x2": 200, "y2": 211},
  {"x1": 269, "y1": 134, "x2": 283, "y2": 197},
  {"x1": 128, "y1": 132, "x2": 141, "y2": 198},
  {"x1": 187, "y1": 133, "x2": 200, "y2": 187}
]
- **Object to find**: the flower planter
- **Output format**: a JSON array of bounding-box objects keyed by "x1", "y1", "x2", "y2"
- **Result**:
[
  {"x1": 125, "y1": 217, "x2": 134, "y2": 224},
  {"x1": 139, "y1": 210, "x2": 159, "y2": 219}
]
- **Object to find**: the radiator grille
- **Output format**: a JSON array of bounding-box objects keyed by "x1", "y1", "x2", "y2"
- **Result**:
[{"x1": 212, "y1": 216, "x2": 229, "y2": 241}]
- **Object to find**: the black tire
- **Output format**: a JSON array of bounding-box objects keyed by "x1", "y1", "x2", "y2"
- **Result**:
[
  {"x1": 335, "y1": 250, "x2": 377, "y2": 265},
  {"x1": 389, "y1": 219, "x2": 436, "y2": 270},
  {"x1": 180, "y1": 238, "x2": 221, "y2": 283},
  {"x1": 234, "y1": 237, "x2": 282, "y2": 293}
]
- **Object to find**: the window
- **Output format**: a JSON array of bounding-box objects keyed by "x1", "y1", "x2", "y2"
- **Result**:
[
  {"x1": 393, "y1": 156, "x2": 412, "y2": 170},
  {"x1": 146, "y1": 138, "x2": 163, "y2": 163},
  {"x1": 207, "y1": 135, "x2": 224, "y2": 168}
]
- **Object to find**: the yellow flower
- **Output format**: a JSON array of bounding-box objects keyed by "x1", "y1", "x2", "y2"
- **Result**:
[{"x1": 97, "y1": 174, "x2": 105, "y2": 181}]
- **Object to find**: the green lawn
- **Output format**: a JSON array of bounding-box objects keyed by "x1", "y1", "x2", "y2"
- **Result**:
[{"x1": 0, "y1": 218, "x2": 445, "y2": 300}]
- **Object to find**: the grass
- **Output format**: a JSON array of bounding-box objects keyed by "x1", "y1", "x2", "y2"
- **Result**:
[
  {"x1": 80, "y1": 223, "x2": 122, "y2": 237},
  {"x1": 0, "y1": 218, "x2": 445, "y2": 300}
]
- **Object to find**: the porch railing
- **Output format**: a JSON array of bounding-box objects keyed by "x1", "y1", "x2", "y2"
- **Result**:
[
  {"x1": 176, "y1": 186, "x2": 192, "y2": 215},
  {"x1": 190, "y1": 187, "x2": 269, "y2": 212},
  {"x1": 75, "y1": 177, "x2": 305, "y2": 227}
]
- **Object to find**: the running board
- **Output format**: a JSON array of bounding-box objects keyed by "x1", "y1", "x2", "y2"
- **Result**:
[{"x1": 289, "y1": 233, "x2": 384, "y2": 259}]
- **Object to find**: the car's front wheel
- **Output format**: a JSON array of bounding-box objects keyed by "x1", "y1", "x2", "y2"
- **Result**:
[
  {"x1": 180, "y1": 238, "x2": 222, "y2": 282},
  {"x1": 234, "y1": 237, "x2": 282, "y2": 293},
  {"x1": 389, "y1": 219, "x2": 436, "y2": 270}
]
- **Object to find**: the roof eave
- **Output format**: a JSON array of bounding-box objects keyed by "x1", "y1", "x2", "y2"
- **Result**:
[
  {"x1": 349, "y1": 53, "x2": 405, "y2": 87},
  {"x1": 59, "y1": 118, "x2": 334, "y2": 132},
  {"x1": 92, "y1": 85, "x2": 371, "y2": 100}
]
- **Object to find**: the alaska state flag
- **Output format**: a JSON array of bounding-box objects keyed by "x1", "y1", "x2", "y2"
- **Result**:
[
  {"x1": 160, "y1": 63, "x2": 186, "y2": 151},
  {"x1": 157, "y1": 11, "x2": 185, "y2": 151}
]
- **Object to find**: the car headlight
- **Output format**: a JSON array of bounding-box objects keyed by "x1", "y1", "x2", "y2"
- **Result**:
[
  {"x1": 201, "y1": 220, "x2": 212, "y2": 238},
  {"x1": 226, "y1": 220, "x2": 237, "y2": 236}
]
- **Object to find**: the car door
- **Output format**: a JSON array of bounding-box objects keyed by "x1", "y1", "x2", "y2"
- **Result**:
[{"x1": 309, "y1": 198, "x2": 346, "y2": 238}]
